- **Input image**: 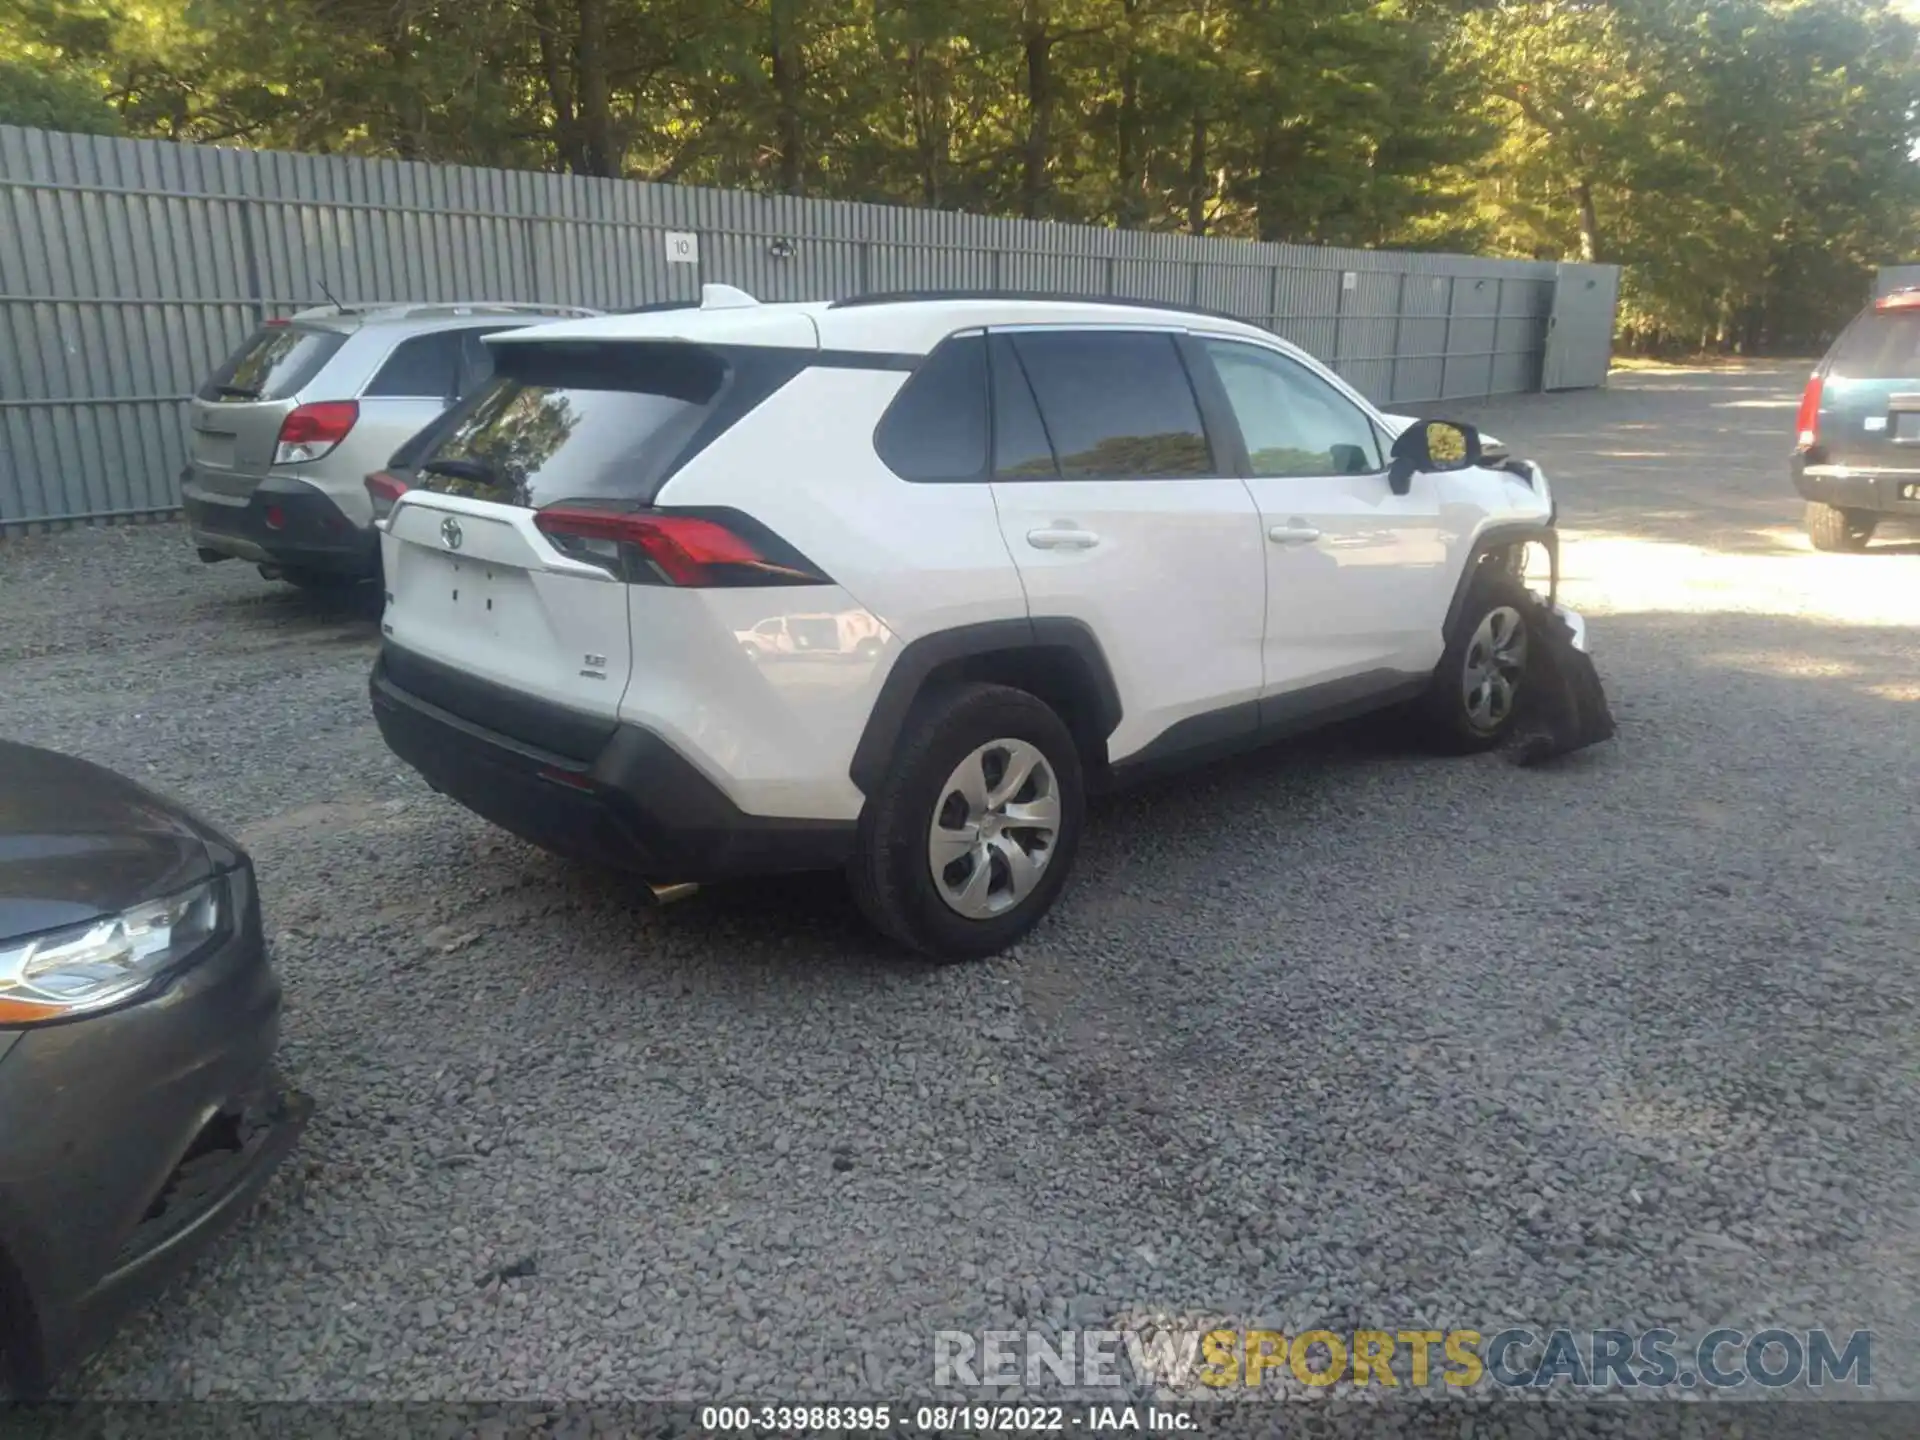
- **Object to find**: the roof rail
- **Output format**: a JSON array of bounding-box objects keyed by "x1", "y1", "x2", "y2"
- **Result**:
[
  {"x1": 613, "y1": 299, "x2": 702, "y2": 315},
  {"x1": 826, "y1": 288, "x2": 1258, "y2": 327},
  {"x1": 286, "y1": 301, "x2": 601, "y2": 323}
]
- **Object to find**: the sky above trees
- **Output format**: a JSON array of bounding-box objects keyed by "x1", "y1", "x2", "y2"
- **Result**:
[{"x1": 3, "y1": 0, "x2": 1916, "y2": 351}]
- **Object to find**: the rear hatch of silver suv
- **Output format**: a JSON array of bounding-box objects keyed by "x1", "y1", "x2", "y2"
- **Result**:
[{"x1": 187, "y1": 320, "x2": 350, "y2": 499}]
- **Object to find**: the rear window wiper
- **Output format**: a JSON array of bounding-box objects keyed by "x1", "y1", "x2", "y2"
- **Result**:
[{"x1": 216, "y1": 384, "x2": 262, "y2": 400}]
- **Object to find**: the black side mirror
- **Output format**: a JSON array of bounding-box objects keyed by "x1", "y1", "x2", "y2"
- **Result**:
[{"x1": 1388, "y1": 419, "x2": 1483, "y2": 496}]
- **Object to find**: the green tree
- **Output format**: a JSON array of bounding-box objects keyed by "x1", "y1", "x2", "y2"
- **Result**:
[
  {"x1": 2, "y1": 0, "x2": 1913, "y2": 348},
  {"x1": 0, "y1": 56, "x2": 122, "y2": 131}
]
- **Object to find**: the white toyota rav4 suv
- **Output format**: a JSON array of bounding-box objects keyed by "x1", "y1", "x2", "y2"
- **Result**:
[{"x1": 368, "y1": 286, "x2": 1581, "y2": 960}]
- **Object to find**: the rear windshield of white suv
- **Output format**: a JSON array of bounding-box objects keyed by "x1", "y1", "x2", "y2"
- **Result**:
[
  {"x1": 1829, "y1": 311, "x2": 1920, "y2": 380},
  {"x1": 410, "y1": 340, "x2": 739, "y2": 507},
  {"x1": 198, "y1": 323, "x2": 347, "y2": 402}
]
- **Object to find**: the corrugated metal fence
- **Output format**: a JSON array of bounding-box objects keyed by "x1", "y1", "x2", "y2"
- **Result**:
[{"x1": 0, "y1": 124, "x2": 1616, "y2": 531}]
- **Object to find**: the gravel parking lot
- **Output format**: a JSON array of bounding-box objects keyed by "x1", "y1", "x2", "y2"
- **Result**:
[{"x1": 3, "y1": 361, "x2": 1917, "y2": 1403}]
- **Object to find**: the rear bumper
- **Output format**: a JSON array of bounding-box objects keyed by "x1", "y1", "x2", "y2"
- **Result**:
[
  {"x1": 368, "y1": 645, "x2": 855, "y2": 883},
  {"x1": 182, "y1": 470, "x2": 378, "y2": 576},
  {"x1": 1790, "y1": 457, "x2": 1920, "y2": 516},
  {"x1": 0, "y1": 865, "x2": 307, "y2": 1390}
]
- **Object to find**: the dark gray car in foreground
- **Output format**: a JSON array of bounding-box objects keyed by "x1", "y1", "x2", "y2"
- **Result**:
[{"x1": 0, "y1": 742, "x2": 308, "y2": 1394}]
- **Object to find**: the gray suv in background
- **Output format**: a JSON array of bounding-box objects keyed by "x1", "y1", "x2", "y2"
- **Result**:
[{"x1": 181, "y1": 302, "x2": 596, "y2": 589}]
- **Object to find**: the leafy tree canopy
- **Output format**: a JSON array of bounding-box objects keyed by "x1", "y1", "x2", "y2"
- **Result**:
[{"x1": 2, "y1": 0, "x2": 1915, "y2": 350}]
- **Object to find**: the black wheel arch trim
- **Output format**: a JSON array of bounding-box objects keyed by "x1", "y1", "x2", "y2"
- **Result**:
[
  {"x1": 1443, "y1": 522, "x2": 1559, "y2": 639},
  {"x1": 849, "y1": 617, "x2": 1123, "y2": 796}
]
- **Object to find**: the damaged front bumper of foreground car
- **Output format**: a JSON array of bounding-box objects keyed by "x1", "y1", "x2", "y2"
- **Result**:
[
  {"x1": 1475, "y1": 458, "x2": 1610, "y2": 764},
  {"x1": 0, "y1": 741, "x2": 310, "y2": 1396}
]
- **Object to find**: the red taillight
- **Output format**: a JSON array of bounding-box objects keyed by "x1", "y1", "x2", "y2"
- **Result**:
[
  {"x1": 532, "y1": 506, "x2": 826, "y2": 588},
  {"x1": 274, "y1": 401, "x2": 359, "y2": 465},
  {"x1": 1795, "y1": 375, "x2": 1823, "y2": 449},
  {"x1": 1875, "y1": 289, "x2": 1920, "y2": 311},
  {"x1": 365, "y1": 470, "x2": 409, "y2": 523}
]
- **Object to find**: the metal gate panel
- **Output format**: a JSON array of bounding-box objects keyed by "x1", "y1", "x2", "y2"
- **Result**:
[{"x1": 1543, "y1": 263, "x2": 1620, "y2": 391}]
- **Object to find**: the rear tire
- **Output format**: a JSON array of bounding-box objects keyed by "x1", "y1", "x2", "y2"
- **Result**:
[
  {"x1": 849, "y1": 683, "x2": 1084, "y2": 961},
  {"x1": 1417, "y1": 565, "x2": 1534, "y2": 755},
  {"x1": 1805, "y1": 501, "x2": 1876, "y2": 552}
]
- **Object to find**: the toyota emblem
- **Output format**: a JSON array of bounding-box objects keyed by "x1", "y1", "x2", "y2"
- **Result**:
[{"x1": 440, "y1": 516, "x2": 464, "y2": 550}]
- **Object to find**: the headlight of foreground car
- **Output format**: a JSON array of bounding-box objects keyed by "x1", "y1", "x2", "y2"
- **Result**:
[{"x1": 0, "y1": 877, "x2": 228, "y2": 1024}]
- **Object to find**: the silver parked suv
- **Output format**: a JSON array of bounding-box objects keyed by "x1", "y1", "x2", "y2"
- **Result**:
[{"x1": 181, "y1": 302, "x2": 596, "y2": 589}]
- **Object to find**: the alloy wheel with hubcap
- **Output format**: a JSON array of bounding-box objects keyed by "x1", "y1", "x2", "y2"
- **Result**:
[
  {"x1": 1461, "y1": 604, "x2": 1528, "y2": 734},
  {"x1": 849, "y1": 681, "x2": 1084, "y2": 960},
  {"x1": 927, "y1": 738, "x2": 1061, "y2": 918}
]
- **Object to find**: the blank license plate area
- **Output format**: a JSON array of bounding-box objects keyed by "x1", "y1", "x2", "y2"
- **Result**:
[
  {"x1": 1893, "y1": 412, "x2": 1920, "y2": 441},
  {"x1": 193, "y1": 432, "x2": 236, "y2": 467},
  {"x1": 398, "y1": 546, "x2": 541, "y2": 642}
]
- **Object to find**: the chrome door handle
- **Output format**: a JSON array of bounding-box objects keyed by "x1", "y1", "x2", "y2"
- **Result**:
[
  {"x1": 1268, "y1": 523, "x2": 1322, "y2": 544},
  {"x1": 1027, "y1": 527, "x2": 1101, "y2": 550}
]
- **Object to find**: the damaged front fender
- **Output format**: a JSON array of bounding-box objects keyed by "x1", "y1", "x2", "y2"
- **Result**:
[{"x1": 1511, "y1": 595, "x2": 1614, "y2": 765}]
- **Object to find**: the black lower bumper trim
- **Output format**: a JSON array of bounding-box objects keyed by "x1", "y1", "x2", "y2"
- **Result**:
[
  {"x1": 369, "y1": 646, "x2": 855, "y2": 882},
  {"x1": 379, "y1": 643, "x2": 614, "y2": 764},
  {"x1": 1791, "y1": 460, "x2": 1920, "y2": 516},
  {"x1": 182, "y1": 472, "x2": 378, "y2": 576}
]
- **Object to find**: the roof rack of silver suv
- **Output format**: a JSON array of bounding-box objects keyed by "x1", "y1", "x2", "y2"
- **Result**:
[{"x1": 286, "y1": 301, "x2": 602, "y2": 323}]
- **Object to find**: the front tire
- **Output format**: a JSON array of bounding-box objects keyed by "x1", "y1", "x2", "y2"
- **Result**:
[
  {"x1": 1418, "y1": 566, "x2": 1533, "y2": 754},
  {"x1": 1805, "y1": 501, "x2": 1876, "y2": 553},
  {"x1": 849, "y1": 683, "x2": 1084, "y2": 961}
]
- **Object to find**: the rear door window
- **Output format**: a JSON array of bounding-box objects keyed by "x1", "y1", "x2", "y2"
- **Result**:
[
  {"x1": 989, "y1": 336, "x2": 1059, "y2": 477},
  {"x1": 411, "y1": 341, "x2": 740, "y2": 507},
  {"x1": 1005, "y1": 330, "x2": 1214, "y2": 478},
  {"x1": 1828, "y1": 311, "x2": 1920, "y2": 380},
  {"x1": 198, "y1": 324, "x2": 346, "y2": 402},
  {"x1": 365, "y1": 331, "x2": 464, "y2": 399},
  {"x1": 873, "y1": 334, "x2": 988, "y2": 481}
]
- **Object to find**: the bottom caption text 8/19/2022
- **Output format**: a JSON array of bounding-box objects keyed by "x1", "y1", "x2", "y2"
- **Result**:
[
  {"x1": 698, "y1": 1405, "x2": 1196, "y2": 1434},
  {"x1": 912, "y1": 1405, "x2": 1194, "y2": 1432}
]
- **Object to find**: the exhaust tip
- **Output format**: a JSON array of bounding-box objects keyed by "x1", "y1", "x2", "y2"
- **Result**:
[{"x1": 648, "y1": 881, "x2": 700, "y2": 906}]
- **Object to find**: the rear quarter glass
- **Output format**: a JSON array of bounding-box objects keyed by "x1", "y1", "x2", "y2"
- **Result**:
[
  {"x1": 408, "y1": 341, "x2": 802, "y2": 508},
  {"x1": 198, "y1": 324, "x2": 347, "y2": 402}
]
